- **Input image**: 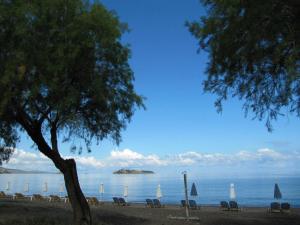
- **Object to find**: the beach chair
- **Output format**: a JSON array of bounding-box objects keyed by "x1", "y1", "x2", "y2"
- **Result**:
[
  {"x1": 32, "y1": 194, "x2": 48, "y2": 201},
  {"x1": 49, "y1": 195, "x2": 62, "y2": 202},
  {"x1": 112, "y1": 197, "x2": 120, "y2": 205},
  {"x1": 220, "y1": 201, "x2": 230, "y2": 211},
  {"x1": 118, "y1": 197, "x2": 130, "y2": 206},
  {"x1": 146, "y1": 199, "x2": 154, "y2": 208},
  {"x1": 189, "y1": 200, "x2": 200, "y2": 210},
  {"x1": 14, "y1": 193, "x2": 31, "y2": 200},
  {"x1": 87, "y1": 197, "x2": 100, "y2": 206},
  {"x1": 281, "y1": 202, "x2": 291, "y2": 213},
  {"x1": 229, "y1": 201, "x2": 240, "y2": 211},
  {"x1": 181, "y1": 200, "x2": 188, "y2": 208},
  {"x1": 153, "y1": 199, "x2": 164, "y2": 208},
  {"x1": 0, "y1": 191, "x2": 13, "y2": 200},
  {"x1": 269, "y1": 202, "x2": 281, "y2": 213}
]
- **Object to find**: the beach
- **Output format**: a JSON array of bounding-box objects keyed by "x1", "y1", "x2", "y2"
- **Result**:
[{"x1": 1, "y1": 199, "x2": 300, "y2": 225}]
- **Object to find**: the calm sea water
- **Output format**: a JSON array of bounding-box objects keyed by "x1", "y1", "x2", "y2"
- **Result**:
[{"x1": 0, "y1": 173, "x2": 299, "y2": 207}]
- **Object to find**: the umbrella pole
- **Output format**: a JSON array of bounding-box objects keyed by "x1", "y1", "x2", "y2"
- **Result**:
[{"x1": 183, "y1": 172, "x2": 189, "y2": 218}]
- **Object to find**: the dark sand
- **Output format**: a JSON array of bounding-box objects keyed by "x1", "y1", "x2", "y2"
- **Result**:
[{"x1": 1, "y1": 200, "x2": 300, "y2": 225}]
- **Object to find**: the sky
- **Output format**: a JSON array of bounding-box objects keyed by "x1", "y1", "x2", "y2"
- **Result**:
[{"x1": 4, "y1": 0, "x2": 300, "y2": 177}]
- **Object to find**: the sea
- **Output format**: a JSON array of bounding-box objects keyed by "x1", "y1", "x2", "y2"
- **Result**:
[{"x1": 0, "y1": 173, "x2": 299, "y2": 207}]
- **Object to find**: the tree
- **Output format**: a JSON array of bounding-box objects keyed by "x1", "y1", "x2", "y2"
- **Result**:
[
  {"x1": 187, "y1": 0, "x2": 300, "y2": 130},
  {"x1": 0, "y1": 1, "x2": 143, "y2": 224}
]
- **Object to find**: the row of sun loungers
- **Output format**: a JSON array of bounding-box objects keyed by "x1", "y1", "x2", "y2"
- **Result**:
[
  {"x1": 0, "y1": 191, "x2": 69, "y2": 203},
  {"x1": 180, "y1": 200, "x2": 200, "y2": 210},
  {"x1": 112, "y1": 197, "x2": 130, "y2": 206},
  {"x1": 269, "y1": 202, "x2": 291, "y2": 213},
  {"x1": 145, "y1": 198, "x2": 165, "y2": 208},
  {"x1": 1, "y1": 191, "x2": 293, "y2": 213},
  {"x1": 220, "y1": 201, "x2": 241, "y2": 211}
]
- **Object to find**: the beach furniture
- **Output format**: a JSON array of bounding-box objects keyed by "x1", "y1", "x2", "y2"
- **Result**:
[
  {"x1": 270, "y1": 202, "x2": 281, "y2": 213},
  {"x1": 14, "y1": 193, "x2": 31, "y2": 200},
  {"x1": 189, "y1": 200, "x2": 200, "y2": 210},
  {"x1": 229, "y1": 200, "x2": 240, "y2": 211},
  {"x1": 0, "y1": 191, "x2": 13, "y2": 200},
  {"x1": 112, "y1": 197, "x2": 120, "y2": 205},
  {"x1": 32, "y1": 194, "x2": 48, "y2": 201},
  {"x1": 118, "y1": 197, "x2": 130, "y2": 206},
  {"x1": 49, "y1": 195, "x2": 62, "y2": 202},
  {"x1": 281, "y1": 202, "x2": 291, "y2": 213},
  {"x1": 146, "y1": 199, "x2": 154, "y2": 208},
  {"x1": 180, "y1": 200, "x2": 188, "y2": 208},
  {"x1": 220, "y1": 201, "x2": 230, "y2": 211},
  {"x1": 87, "y1": 197, "x2": 100, "y2": 206},
  {"x1": 153, "y1": 198, "x2": 164, "y2": 208}
]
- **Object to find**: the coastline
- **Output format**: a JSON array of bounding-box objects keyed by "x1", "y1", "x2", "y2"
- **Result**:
[{"x1": 0, "y1": 199, "x2": 300, "y2": 225}]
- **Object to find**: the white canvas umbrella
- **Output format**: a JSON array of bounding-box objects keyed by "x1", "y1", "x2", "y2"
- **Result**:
[
  {"x1": 123, "y1": 185, "x2": 128, "y2": 201},
  {"x1": 99, "y1": 183, "x2": 104, "y2": 201},
  {"x1": 43, "y1": 182, "x2": 48, "y2": 194},
  {"x1": 6, "y1": 181, "x2": 10, "y2": 193},
  {"x1": 156, "y1": 184, "x2": 162, "y2": 200},
  {"x1": 24, "y1": 182, "x2": 29, "y2": 193},
  {"x1": 59, "y1": 183, "x2": 64, "y2": 198},
  {"x1": 229, "y1": 183, "x2": 236, "y2": 200}
]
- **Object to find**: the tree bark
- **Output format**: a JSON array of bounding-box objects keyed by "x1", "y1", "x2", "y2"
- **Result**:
[
  {"x1": 15, "y1": 111, "x2": 92, "y2": 225},
  {"x1": 62, "y1": 158, "x2": 92, "y2": 225}
]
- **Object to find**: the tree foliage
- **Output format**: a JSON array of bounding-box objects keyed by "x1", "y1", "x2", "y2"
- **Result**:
[
  {"x1": 0, "y1": 0, "x2": 143, "y2": 155},
  {"x1": 187, "y1": 0, "x2": 300, "y2": 130}
]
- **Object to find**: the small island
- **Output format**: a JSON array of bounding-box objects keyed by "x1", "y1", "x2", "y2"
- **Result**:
[
  {"x1": 0, "y1": 167, "x2": 59, "y2": 174},
  {"x1": 113, "y1": 169, "x2": 154, "y2": 174}
]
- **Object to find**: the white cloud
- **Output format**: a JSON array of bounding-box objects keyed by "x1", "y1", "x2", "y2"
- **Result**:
[
  {"x1": 5, "y1": 149, "x2": 105, "y2": 171},
  {"x1": 3, "y1": 147, "x2": 299, "y2": 172},
  {"x1": 69, "y1": 156, "x2": 105, "y2": 169},
  {"x1": 109, "y1": 149, "x2": 167, "y2": 167}
]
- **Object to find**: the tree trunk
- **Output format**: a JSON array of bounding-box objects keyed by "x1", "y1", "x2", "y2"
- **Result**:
[
  {"x1": 62, "y1": 158, "x2": 92, "y2": 225},
  {"x1": 14, "y1": 111, "x2": 92, "y2": 225}
]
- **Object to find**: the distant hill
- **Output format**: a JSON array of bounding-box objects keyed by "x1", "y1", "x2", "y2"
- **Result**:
[
  {"x1": 0, "y1": 167, "x2": 59, "y2": 174},
  {"x1": 113, "y1": 169, "x2": 154, "y2": 174}
]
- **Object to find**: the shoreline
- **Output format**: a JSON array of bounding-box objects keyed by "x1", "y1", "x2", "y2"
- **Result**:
[{"x1": 1, "y1": 199, "x2": 300, "y2": 225}]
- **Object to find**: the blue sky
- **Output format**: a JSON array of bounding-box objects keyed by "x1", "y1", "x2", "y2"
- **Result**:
[{"x1": 7, "y1": 0, "x2": 300, "y2": 176}]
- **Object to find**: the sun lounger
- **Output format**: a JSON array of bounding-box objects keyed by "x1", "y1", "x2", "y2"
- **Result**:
[
  {"x1": 281, "y1": 202, "x2": 291, "y2": 213},
  {"x1": 0, "y1": 191, "x2": 13, "y2": 200},
  {"x1": 220, "y1": 201, "x2": 230, "y2": 211},
  {"x1": 269, "y1": 202, "x2": 281, "y2": 213},
  {"x1": 153, "y1": 199, "x2": 164, "y2": 208},
  {"x1": 146, "y1": 199, "x2": 154, "y2": 208},
  {"x1": 189, "y1": 200, "x2": 200, "y2": 210},
  {"x1": 181, "y1": 200, "x2": 188, "y2": 208},
  {"x1": 49, "y1": 195, "x2": 62, "y2": 202},
  {"x1": 14, "y1": 193, "x2": 31, "y2": 200},
  {"x1": 118, "y1": 197, "x2": 130, "y2": 206},
  {"x1": 32, "y1": 194, "x2": 48, "y2": 201},
  {"x1": 87, "y1": 197, "x2": 100, "y2": 206},
  {"x1": 229, "y1": 201, "x2": 240, "y2": 211},
  {"x1": 112, "y1": 197, "x2": 120, "y2": 205}
]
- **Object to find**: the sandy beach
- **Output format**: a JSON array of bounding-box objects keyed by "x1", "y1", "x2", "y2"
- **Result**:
[{"x1": 1, "y1": 199, "x2": 300, "y2": 225}]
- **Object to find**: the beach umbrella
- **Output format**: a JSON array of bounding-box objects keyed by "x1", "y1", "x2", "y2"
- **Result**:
[
  {"x1": 229, "y1": 183, "x2": 236, "y2": 200},
  {"x1": 190, "y1": 182, "x2": 198, "y2": 198},
  {"x1": 43, "y1": 182, "x2": 48, "y2": 194},
  {"x1": 99, "y1": 183, "x2": 104, "y2": 201},
  {"x1": 59, "y1": 183, "x2": 64, "y2": 197},
  {"x1": 156, "y1": 184, "x2": 162, "y2": 200},
  {"x1": 24, "y1": 182, "x2": 29, "y2": 193},
  {"x1": 123, "y1": 185, "x2": 128, "y2": 201},
  {"x1": 99, "y1": 183, "x2": 104, "y2": 194},
  {"x1": 6, "y1": 181, "x2": 10, "y2": 193},
  {"x1": 274, "y1": 183, "x2": 282, "y2": 200}
]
